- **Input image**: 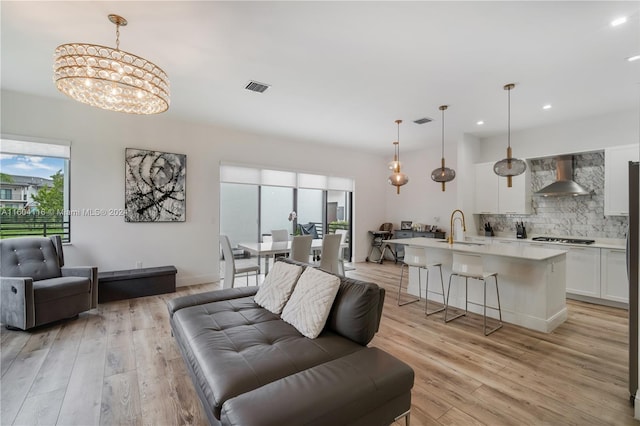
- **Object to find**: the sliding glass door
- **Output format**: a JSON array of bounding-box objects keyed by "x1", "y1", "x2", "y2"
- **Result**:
[{"x1": 260, "y1": 186, "x2": 293, "y2": 240}]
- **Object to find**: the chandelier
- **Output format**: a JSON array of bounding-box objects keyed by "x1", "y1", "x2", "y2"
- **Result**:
[
  {"x1": 493, "y1": 83, "x2": 526, "y2": 187},
  {"x1": 53, "y1": 14, "x2": 170, "y2": 115},
  {"x1": 430, "y1": 105, "x2": 456, "y2": 191},
  {"x1": 387, "y1": 119, "x2": 409, "y2": 194}
]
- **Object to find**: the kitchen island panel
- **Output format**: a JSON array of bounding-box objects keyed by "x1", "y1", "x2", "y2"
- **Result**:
[{"x1": 395, "y1": 238, "x2": 567, "y2": 333}]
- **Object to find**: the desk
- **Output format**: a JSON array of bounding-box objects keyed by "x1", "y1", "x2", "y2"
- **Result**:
[{"x1": 237, "y1": 239, "x2": 346, "y2": 275}]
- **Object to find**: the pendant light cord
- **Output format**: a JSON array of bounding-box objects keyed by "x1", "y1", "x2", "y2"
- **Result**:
[
  {"x1": 507, "y1": 86, "x2": 511, "y2": 149},
  {"x1": 441, "y1": 107, "x2": 445, "y2": 158}
]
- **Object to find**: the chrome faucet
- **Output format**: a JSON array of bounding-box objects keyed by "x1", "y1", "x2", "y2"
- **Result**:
[{"x1": 448, "y1": 209, "x2": 466, "y2": 244}]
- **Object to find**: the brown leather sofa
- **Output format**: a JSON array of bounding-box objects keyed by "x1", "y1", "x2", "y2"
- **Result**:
[{"x1": 168, "y1": 259, "x2": 414, "y2": 426}]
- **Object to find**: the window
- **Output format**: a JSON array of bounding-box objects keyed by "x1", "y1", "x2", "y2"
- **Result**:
[
  {"x1": 220, "y1": 164, "x2": 354, "y2": 260},
  {"x1": 0, "y1": 136, "x2": 71, "y2": 242}
]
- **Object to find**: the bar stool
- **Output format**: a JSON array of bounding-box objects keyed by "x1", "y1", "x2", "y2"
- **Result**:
[
  {"x1": 444, "y1": 252, "x2": 503, "y2": 336},
  {"x1": 398, "y1": 246, "x2": 445, "y2": 316}
]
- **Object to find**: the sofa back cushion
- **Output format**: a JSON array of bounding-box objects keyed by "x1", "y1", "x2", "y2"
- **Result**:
[
  {"x1": 0, "y1": 236, "x2": 62, "y2": 281},
  {"x1": 326, "y1": 276, "x2": 384, "y2": 346}
]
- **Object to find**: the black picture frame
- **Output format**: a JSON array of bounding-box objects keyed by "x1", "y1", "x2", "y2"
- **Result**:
[{"x1": 401, "y1": 221, "x2": 412, "y2": 230}]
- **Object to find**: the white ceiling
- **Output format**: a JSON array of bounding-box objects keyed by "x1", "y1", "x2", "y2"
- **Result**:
[{"x1": 1, "y1": 1, "x2": 639, "y2": 154}]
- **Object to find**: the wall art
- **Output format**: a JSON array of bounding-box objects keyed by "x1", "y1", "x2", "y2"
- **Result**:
[{"x1": 125, "y1": 148, "x2": 186, "y2": 222}]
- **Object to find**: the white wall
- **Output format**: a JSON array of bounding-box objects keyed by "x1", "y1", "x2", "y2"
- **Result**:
[
  {"x1": 1, "y1": 90, "x2": 387, "y2": 286},
  {"x1": 477, "y1": 108, "x2": 639, "y2": 161}
]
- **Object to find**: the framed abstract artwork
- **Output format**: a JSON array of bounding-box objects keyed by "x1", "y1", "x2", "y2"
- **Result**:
[{"x1": 124, "y1": 148, "x2": 186, "y2": 222}]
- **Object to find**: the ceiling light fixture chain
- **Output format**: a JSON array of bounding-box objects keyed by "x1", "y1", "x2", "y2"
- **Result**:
[
  {"x1": 53, "y1": 13, "x2": 169, "y2": 115},
  {"x1": 493, "y1": 83, "x2": 526, "y2": 187},
  {"x1": 388, "y1": 119, "x2": 409, "y2": 194},
  {"x1": 430, "y1": 104, "x2": 456, "y2": 191}
]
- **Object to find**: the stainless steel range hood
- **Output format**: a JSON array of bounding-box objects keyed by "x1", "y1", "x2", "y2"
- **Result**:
[{"x1": 535, "y1": 155, "x2": 592, "y2": 197}]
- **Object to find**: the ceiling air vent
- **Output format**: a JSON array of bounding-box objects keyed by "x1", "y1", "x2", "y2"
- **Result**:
[
  {"x1": 413, "y1": 117, "x2": 433, "y2": 125},
  {"x1": 245, "y1": 81, "x2": 270, "y2": 93}
]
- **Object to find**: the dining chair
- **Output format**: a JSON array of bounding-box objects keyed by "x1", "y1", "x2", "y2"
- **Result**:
[
  {"x1": 271, "y1": 229, "x2": 289, "y2": 242},
  {"x1": 318, "y1": 233, "x2": 343, "y2": 275},
  {"x1": 444, "y1": 252, "x2": 502, "y2": 336},
  {"x1": 397, "y1": 246, "x2": 445, "y2": 316},
  {"x1": 220, "y1": 235, "x2": 260, "y2": 289},
  {"x1": 290, "y1": 235, "x2": 313, "y2": 263}
]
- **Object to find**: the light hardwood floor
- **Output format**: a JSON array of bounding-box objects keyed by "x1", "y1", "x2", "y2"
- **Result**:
[{"x1": 1, "y1": 261, "x2": 636, "y2": 425}]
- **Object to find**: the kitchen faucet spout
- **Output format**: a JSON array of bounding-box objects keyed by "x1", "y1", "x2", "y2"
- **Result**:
[{"x1": 448, "y1": 209, "x2": 466, "y2": 244}]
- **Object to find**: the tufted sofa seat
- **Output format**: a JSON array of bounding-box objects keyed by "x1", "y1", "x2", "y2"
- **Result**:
[{"x1": 168, "y1": 259, "x2": 414, "y2": 426}]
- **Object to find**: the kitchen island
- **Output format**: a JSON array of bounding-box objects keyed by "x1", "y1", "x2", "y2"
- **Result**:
[{"x1": 390, "y1": 237, "x2": 568, "y2": 333}]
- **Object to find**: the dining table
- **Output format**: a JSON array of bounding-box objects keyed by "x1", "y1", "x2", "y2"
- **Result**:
[{"x1": 237, "y1": 239, "x2": 346, "y2": 275}]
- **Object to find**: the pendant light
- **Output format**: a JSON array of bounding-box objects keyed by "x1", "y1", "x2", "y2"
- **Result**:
[
  {"x1": 430, "y1": 105, "x2": 456, "y2": 191},
  {"x1": 53, "y1": 14, "x2": 170, "y2": 115},
  {"x1": 493, "y1": 83, "x2": 526, "y2": 187},
  {"x1": 387, "y1": 119, "x2": 409, "y2": 194}
]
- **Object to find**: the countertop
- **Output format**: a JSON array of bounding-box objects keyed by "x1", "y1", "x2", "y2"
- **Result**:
[
  {"x1": 389, "y1": 237, "x2": 567, "y2": 261},
  {"x1": 464, "y1": 235, "x2": 626, "y2": 250}
]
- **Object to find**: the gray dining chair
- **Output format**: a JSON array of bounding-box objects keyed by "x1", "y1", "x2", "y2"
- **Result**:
[
  {"x1": 318, "y1": 233, "x2": 343, "y2": 275},
  {"x1": 290, "y1": 235, "x2": 313, "y2": 263},
  {"x1": 220, "y1": 235, "x2": 259, "y2": 289}
]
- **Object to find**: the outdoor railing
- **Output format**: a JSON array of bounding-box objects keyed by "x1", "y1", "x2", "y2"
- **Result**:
[{"x1": 0, "y1": 213, "x2": 70, "y2": 242}]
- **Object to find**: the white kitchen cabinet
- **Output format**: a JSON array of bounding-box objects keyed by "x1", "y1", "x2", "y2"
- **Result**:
[
  {"x1": 604, "y1": 144, "x2": 639, "y2": 216},
  {"x1": 474, "y1": 162, "x2": 499, "y2": 214},
  {"x1": 474, "y1": 162, "x2": 531, "y2": 214},
  {"x1": 565, "y1": 246, "x2": 601, "y2": 298},
  {"x1": 600, "y1": 248, "x2": 628, "y2": 303},
  {"x1": 498, "y1": 165, "x2": 531, "y2": 214}
]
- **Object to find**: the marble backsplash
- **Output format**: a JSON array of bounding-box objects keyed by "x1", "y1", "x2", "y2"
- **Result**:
[{"x1": 479, "y1": 152, "x2": 628, "y2": 239}]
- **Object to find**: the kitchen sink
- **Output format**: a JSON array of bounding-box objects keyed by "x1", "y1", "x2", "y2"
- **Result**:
[{"x1": 436, "y1": 240, "x2": 486, "y2": 246}]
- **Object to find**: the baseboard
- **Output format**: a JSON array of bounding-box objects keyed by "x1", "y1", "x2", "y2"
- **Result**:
[{"x1": 176, "y1": 274, "x2": 219, "y2": 288}]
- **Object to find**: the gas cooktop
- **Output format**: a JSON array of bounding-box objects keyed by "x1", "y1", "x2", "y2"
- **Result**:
[{"x1": 531, "y1": 236, "x2": 595, "y2": 245}]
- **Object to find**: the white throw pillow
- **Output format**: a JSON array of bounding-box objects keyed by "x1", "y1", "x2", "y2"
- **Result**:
[
  {"x1": 254, "y1": 261, "x2": 303, "y2": 315},
  {"x1": 281, "y1": 267, "x2": 341, "y2": 339}
]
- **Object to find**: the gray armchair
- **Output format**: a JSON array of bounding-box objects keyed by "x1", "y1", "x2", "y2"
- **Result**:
[{"x1": 0, "y1": 236, "x2": 97, "y2": 330}]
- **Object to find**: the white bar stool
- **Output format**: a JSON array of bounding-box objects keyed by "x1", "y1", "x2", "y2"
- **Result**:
[
  {"x1": 398, "y1": 246, "x2": 445, "y2": 316},
  {"x1": 444, "y1": 252, "x2": 503, "y2": 335}
]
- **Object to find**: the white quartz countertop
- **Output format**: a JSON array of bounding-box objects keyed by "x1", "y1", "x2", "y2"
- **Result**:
[
  {"x1": 465, "y1": 235, "x2": 626, "y2": 250},
  {"x1": 389, "y1": 237, "x2": 568, "y2": 261}
]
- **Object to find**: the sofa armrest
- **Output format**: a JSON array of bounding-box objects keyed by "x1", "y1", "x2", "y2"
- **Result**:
[
  {"x1": 220, "y1": 347, "x2": 414, "y2": 426},
  {"x1": 167, "y1": 286, "x2": 259, "y2": 318},
  {"x1": 0, "y1": 277, "x2": 35, "y2": 330},
  {"x1": 62, "y1": 266, "x2": 98, "y2": 308}
]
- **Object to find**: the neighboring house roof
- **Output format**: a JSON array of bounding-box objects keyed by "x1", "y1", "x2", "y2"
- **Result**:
[{"x1": 0, "y1": 174, "x2": 53, "y2": 187}]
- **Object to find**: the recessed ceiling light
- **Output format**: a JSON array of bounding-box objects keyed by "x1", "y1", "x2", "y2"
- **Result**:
[
  {"x1": 476, "y1": 120, "x2": 484, "y2": 125},
  {"x1": 611, "y1": 16, "x2": 627, "y2": 27},
  {"x1": 543, "y1": 104, "x2": 552, "y2": 110},
  {"x1": 627, "y1": 55, "x2": 640, "y2": 62}
]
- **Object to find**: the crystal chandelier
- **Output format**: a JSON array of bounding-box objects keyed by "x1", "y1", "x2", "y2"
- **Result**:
[
  {"x1": 53, "y1": 14, "x2": 170, "y2": 115},
  {"x1": 430, "y1": 105, "x2": 456, "y2": 191},
  {"x1": 388, "y1": 119, "x2": 409, "y2": 194},
  {"x1": 494, "y1": 83, "x2": 526, "y2": 187}
]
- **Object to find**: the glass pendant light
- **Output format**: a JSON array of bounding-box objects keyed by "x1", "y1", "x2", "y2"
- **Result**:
[
  {"x1": 430, "y1": 105, "x2": 456, "y2": 191},
  {"x1": 387, "y1": 119, "x2": 408, "y2": 194},
  {"x1": 493, "y1": 83, "x2": 526, "y2": 187}
]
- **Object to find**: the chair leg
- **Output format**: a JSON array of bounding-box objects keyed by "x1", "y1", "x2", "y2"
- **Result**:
[
  {"x1": 482, "y1": 275, "x2": 503, "y2": 336},
  {"x1": 444, "y1": 274, "x2": 466, "y2": 323},
  {"x1": 425, "y1": 266, "x2": 444, "y2": 316},
  {"x1": 398, "y1": 264, "x2": 420, "y2": 306}
]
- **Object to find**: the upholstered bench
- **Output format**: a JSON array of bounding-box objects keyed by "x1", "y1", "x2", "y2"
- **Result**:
[{"x1": 98, "y1": 265, "x2": 176, "y2": 303}]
